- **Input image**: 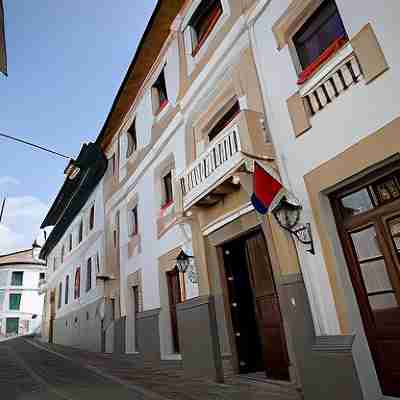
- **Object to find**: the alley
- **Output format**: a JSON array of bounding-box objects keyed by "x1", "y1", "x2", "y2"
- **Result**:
[{"x1": 0, "y1": 337, "x2": 155, "y2": 400}]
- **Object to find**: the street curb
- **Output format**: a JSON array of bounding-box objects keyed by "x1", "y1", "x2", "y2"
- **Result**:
[{"x1": 24, "y1": 339, "x2": 169, "y2": 400}]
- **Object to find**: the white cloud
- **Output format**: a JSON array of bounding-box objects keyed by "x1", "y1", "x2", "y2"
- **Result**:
[
  {"x1": 0, "y1": 176, "x2": 20, "y2": 186},
  {"x1": 0, "y1": 196, "x2": 48, "y2": 255}
]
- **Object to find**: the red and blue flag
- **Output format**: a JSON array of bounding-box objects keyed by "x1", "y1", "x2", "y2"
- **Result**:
[{"x1": 251, "y1": 162, "x2": 286, "y2": 215}]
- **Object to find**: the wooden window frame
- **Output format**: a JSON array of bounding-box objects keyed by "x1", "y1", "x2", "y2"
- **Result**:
[
  {"x1": 152, "y1": 69, "x2": 168, "y2": 114},
  {"x1": 86, "y1": 258, "x2": 92, "y2": 292},
  {"x1": 161, "y1": 171, "x2": 174, "y2": 209},
  {"x1": 126, "y1": 119, "x2": 137, "y2": 158},
  {"x1": 65, "y1": 275, "x2": 69, "y2": 305},
  {"x1": 130, "y1": 206, "x2": 139, "y2": 237},
  {"x1": 89, "y1": 204, "x2": 95, "y2": 231},
  {"x1": 290, "y1": 0, "x2": 348, "y2": 77},
  {"x1": 188, "y1": 0, "x2": 223, "y2": 56},
  {"x1": 78, "y1": 220, "x2": 83, "y2": 243},
  {"x1": 74, "y1": 268, "x2": 81, "y2": 300},
  {"x1": 68, "y1": 233, "x2": 73, "y2": 252},
  {"x1": 58, "y1": 282, "x2": 62, "y2": 309},
  {"x1": 208, "y1": 100, "x2": 240, "y2": 142}
]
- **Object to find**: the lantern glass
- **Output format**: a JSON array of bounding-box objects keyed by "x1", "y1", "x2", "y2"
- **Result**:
[
  {"x1": 274, "y1": 201, "x2": 301, "y2": 230},
  {"x1": 176, "y1": 250, "x2": 193, "y2": 273}
]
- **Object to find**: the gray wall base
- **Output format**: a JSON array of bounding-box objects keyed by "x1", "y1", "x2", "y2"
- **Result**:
[
  {"x1": 176, "y1": 296, "x2": 223, "y2": 382},
  {"x1": 279, "y1": 274, "x2": 363, "y2": 400},
  {"x1": 113, "y1": 316, "x2": 126, "y2": 354},
  {"x1": 137, "y1": 308, "x2": 161, "y2": 362},
  {"x1": 53, "y1": 297, "x2": 103, "y2": 352}
]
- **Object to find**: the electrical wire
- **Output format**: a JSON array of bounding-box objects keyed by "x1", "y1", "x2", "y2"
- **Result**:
[{"x1": 0, "y1": 131, "x2": 72, "y2": 159}]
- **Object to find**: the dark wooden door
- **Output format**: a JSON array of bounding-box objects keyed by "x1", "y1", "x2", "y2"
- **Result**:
[
  {"x1": 133, "y1": 286, "x2": 140, "y2": 351},
  {"x1": 166, "y1": 268, "x2": 181, "y2": 353},
  {"x1": 331, "y1": 167, "x2": 400, "y2": 397},
  {"x1": 223, "y1": 230, "x2": 290, "y2": 380}
]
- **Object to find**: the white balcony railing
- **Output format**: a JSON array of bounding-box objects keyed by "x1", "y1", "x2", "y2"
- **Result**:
[
  {"x1": 299, "y1": 43, "x2": 362, "y2": 115},
  {"x1": 179, "y1": 124, "x2": 245, "y2": 210}
]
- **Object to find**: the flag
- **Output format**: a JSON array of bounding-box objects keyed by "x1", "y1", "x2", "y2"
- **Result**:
[
  {"x1": 0, "y1": 0, "x2": 6, "y2": 76},
  {"x1": 251, "y1": 162, "x2": 286, "y2": 215}
]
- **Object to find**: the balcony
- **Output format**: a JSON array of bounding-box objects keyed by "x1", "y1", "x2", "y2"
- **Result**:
[
  {"x1": 178, "y1": 111, "x2": 274, "y2": 211},
  {"x1": 299, "y1": 42, "x2": 362, "y2": 115}
]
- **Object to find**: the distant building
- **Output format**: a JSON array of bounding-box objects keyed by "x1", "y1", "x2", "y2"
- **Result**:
[{"x1": 0, "y1": 242, "x2": 46, "y2": 337}]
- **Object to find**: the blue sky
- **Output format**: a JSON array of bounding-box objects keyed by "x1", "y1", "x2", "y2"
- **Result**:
[{"x1": 0, "y1": 1, "x2": 157, "y2": 253}]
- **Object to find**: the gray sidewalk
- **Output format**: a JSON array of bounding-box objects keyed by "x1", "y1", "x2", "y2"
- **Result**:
[{"x1": 29, "y1": 338, "x2": 303, "y2": 400}]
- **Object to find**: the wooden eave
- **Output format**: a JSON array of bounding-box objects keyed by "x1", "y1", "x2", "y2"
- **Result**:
[{"x1": 95, "y1": 0, "x2": 184, "y2": 151}]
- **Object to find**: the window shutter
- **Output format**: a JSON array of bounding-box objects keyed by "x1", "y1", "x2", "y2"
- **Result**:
[
  {"x1": 164, "y1": 38, "x2": 180, "y2": 106},
  {"x1": 184, "y1": 26, "x2": 194, "y2": 55},
  {"x1": 286, "y1": 91, "x2": 311, "y2": 137},
  {"x1": 351, "y1": 23, "x2": 389, "y2": 84}
]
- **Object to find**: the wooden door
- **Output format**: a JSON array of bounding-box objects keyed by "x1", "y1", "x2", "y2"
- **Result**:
[
  {"x1": 166, "y1": 268, "x2": 181, "y2": 353},
  {"x1": 223, "y1": 230, "x2": 290, "y2": 380},
  {"x1": 244, "y1": 231, "x2": 290, "y2": 381},
  {"x1": 331, "y1": 166, "x2": 400, "y2": 397},
  {"x1": 133, "y1": 286, "x2": 140, "y2": 351}
]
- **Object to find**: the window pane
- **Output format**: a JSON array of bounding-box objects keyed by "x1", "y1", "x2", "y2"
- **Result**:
[
  {"x1": 350, "y1": 226, "x2": 382, "y2": 261},
  {"x1": 9, "y1": 294, "x2": 21, "y2": 310},
  {"x1": 373, "y1": 176, "x2": 400, "y2": 204},
  {"x1": 6, "y1": 318, "x2": 19, "y2": 334},
  {"x1": 0, "y1": 290, "x2": 5, "y2": 311},
  {"x1": 388, "y1": 217, "x2": 400, "y2": 253},
  {"x1": 293, "y1": 0, "x2": 347, "y2": 69},
  {"x1": 360, "y1": 259, "x2": 393, "y2": 294},
  {"x1": 11, "y1": 271, "x2": 23, "y2": 286},
  {"x1": 368, "y1": 292, "x2": 398, "y2": 311},
  {"x1": 163, "y1": 172, "x2": 173, "y2": 205},
  {"x1": 340, "y1": 189, "x2": 374, "y2": 217},
  {"x1": 86, "y1": 258, "x2": 92, "y2": 292}
]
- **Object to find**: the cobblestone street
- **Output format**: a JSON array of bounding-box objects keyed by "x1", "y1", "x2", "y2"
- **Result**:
[
  {"x1": 0, "y1": 337, "x2": 158, "y2": 399},
  {"x1": 0, "y1": 337, "x2": 302, "y2": 400}
]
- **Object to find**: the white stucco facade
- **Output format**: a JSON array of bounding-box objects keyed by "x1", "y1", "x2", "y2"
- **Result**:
[
  {"x1": 250, "y1": 1, "x2": 400, "y2": 399},
  {"x1": 0, "y1": 247, "x2": 46, "y2": 337},
  {"x1": 44, "y1": 179, "x2": 106, "y2": 328}
]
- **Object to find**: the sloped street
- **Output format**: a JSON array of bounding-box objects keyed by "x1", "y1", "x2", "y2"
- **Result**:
[{"x1": 0, "y1": 337, "x2": 302, "y2": 400}]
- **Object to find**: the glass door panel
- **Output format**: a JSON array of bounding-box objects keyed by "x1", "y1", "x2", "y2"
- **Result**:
[{"x1": 350, "y1": 226, "x2": 398, "y2": 313}]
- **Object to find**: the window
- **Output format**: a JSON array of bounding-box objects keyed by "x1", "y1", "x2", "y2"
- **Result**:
[
  {"x1": 58, "y1": 282, "x2": 62, "y2": 309},
  {"x1": 68, "y1": 233, "x2": 73, "y2": 252},
  {"x1": 53, "y1": 257, "x2": 57, "y2": 271},
  {"x1": 6, "y1": 318, "x2": 19, "y2": 334},
  {"x1": 78, "y1": 220, "x2": 83, "y2": 243},
  {"x1": 187, "y1": 0, "x2": 223, "y2": 56},
  {"x1": 39, "y1": 272, "x2": 45, "y2": 281},
  {"x1": 130, "y1": 206, "x2": 139, "y2": 236},
  {"x1": 162, "y1": 172, "x2": 174, "y2": 207},
  {"x1": 89, "y1": 205, "x2": 95, "y2": 230},
  {"x1": 86, "y1": 258, "x2": 92, "y2": 292},
  {"x1": 11, "y1": 272, "x2": 23, "y2": 286},
  {"x1": 110, "y1": 153, "x2": 116, "y2": 176},
  {"x1": 126, "y1": 119, "x2": 137, "y2": 157},
  {"x1": 9, "y1": 293, "x2": 21, "y2": 310},
  {"x1": 61, "y1": 246, "x2": 65, "y2": 264},
  {"x1": 65, "y1": 275, "x2": 69, "y2": 305},
  {"x1": 208, "y1": 100, "x2": 240, "y2": 142},
  {"x1": 74, "y1": 268, "x2": 81, "y2": 300},
  {"x1": 293, "y1": 0, "x2": 347, "y2": 71},
  {"x1": 96, "y1": 252, "x2": 100, "y2": 273},
  {"x1": 152, "y1": 69, "x2": 168, "y2": 113}
]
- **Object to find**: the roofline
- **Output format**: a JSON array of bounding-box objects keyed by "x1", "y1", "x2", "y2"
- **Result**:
[
  {"x1": 0, "y1": 261, "x2": 46, "y2": 267},
  {"x1": 0, "y1": 248, "x2": 33, "y2": 258},
  {"x1": 95, "y1": 0, "x2": 163, "y2": 149}
]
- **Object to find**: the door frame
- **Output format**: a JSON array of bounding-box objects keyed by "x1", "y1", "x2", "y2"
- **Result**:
[
  {"x1": 212, "y1": 223, "x2": 295, "y2": 380},
  {"x1": 330, "y1": 162, "x2": 400, "y2": 396}
]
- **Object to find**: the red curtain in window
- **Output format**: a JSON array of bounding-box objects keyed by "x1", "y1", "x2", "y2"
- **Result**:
[
  {"x1": 297, "y1": 36, "x2": 347, "y2": 84},
  {"x1": 74, "y1": 268, "x2": 80, "y2": 299}
]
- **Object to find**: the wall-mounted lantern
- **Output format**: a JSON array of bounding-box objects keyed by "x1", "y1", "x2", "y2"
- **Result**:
[{"x1": 272, "y1": 200, "x2": 315, "y2": 255}]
